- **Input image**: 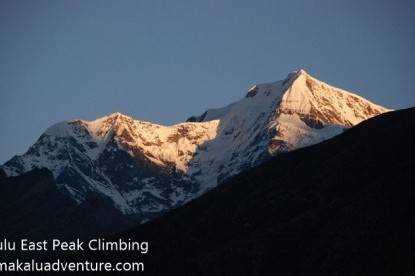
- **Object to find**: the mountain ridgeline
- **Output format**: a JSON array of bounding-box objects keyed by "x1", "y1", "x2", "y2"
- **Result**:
[{"x1": 1, "y1": 70, "x2": 389, "y2": 228}]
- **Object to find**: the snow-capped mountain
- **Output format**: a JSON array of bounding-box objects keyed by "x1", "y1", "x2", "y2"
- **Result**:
[{"x1": 2, "y1": 70, "x2": 390, "y2": 222}]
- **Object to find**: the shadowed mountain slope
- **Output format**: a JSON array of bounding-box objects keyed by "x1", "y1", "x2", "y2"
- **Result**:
[
  {"x1": 68, "y1": 108, "x2": 415, "y2": 275},
  {"x1": 0, "y1": 168, "x2": 136, "y2": 261}
]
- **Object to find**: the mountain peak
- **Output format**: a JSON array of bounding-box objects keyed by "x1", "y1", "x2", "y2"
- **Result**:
[
  {"x1": 281, "y1": 69, "x2": 308, "y2": 87},
  {"x1": 247, "y1": 69, "x2": 308, "y2": 99},
  {"x1": 3, "y1": 70, "x2": 391, "y2": 221},
  {"x1": 101, "y1": 112, "x2": 134, "y2": 125},
  {"x1": 288, "y1": 68, "x2": 307, "y2": 77},
  {"x1": 106, "y1": 112, "x2": 129, "y2": 119},
  {"x1": 277, "y1": 70, "x2": 390, "y2": 129}
]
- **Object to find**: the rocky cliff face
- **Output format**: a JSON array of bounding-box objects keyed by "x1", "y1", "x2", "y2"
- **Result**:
[{"x1": 2, "y1": 70, "x2": 390, "y2": 222}]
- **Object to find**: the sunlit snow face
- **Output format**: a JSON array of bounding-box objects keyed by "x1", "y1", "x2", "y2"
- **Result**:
[{"x1": 2, "y1": 70, "x2": 390, "y2": 217}]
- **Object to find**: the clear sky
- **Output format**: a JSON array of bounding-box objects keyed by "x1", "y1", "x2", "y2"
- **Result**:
[{"x1": 1, "y1": 0, "x2": 414, "y2": 163}]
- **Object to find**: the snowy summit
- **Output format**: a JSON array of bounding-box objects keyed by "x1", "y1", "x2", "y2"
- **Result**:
[{"x1": 2, "y1": 70, "x2": 390, "y2": 222}]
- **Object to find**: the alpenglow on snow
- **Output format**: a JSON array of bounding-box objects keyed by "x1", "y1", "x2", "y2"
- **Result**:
[{"x1": 2, "y1": 70, "x2": 390, "y2": 222}]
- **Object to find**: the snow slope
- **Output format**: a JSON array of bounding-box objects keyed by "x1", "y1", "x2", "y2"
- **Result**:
[{"x1": 2, "y1": 70, "x2": 390, "y2": 221}]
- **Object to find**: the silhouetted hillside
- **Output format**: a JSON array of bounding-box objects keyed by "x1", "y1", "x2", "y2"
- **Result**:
[
  {"x1": 0, "y1": 168, "x2": 136, "y2": 260},
  {"x1": 65, "y1": 108, "x2": 415, "y2": 275}
]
